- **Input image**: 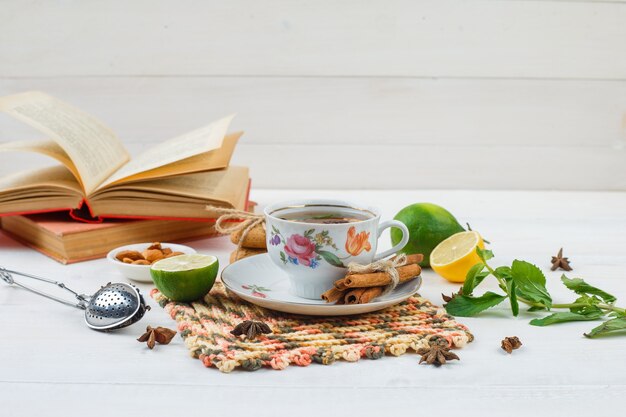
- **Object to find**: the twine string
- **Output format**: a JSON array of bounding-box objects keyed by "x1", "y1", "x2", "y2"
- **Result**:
[
  {"x1": 347, "y1": 253, "x2": 407, "y2": 295},
  {"x1": 208, "y1": 206, "x2": 265, "y2": 259}
]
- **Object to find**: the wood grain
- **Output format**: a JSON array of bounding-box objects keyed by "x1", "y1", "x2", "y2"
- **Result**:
[
  {"x1": 1, "y1": 0, "x2": 625, "y2": 79},
  {"x1": 0, "y1": 0, "x2": 624, "y2": 190},
  {"x1": 0, "y1": 189, "x2": 625, "y2": 416},
  {"x1": 1, "y1": 77, "x2": 624, "y2": 190},
  {"x1": 2, "y1": 76, "x2": 625, "y2": 147}
]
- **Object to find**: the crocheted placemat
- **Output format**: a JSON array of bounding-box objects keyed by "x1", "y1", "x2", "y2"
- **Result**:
[{"x1": 151, "y1": 282, "x2": 473, "y2": 373}]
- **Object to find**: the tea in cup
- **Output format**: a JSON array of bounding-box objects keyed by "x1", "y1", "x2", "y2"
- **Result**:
[{"x1": 264, "y1": 199, "x2": 409, "y2": 299}]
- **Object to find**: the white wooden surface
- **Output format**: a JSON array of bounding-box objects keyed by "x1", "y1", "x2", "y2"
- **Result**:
[
  {"x1": 1, "y1": 189, "x2": 625, "y2": 416},
  {"x1": 1, "y1": 0, "x2": 625, "y2": 190}
]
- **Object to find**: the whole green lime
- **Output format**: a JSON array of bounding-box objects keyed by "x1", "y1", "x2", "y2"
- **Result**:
[
  {"x1": 391, "y1": 203, "x2": 465, "y2": 267},
  {"x1": 150, "y1": 254, "x2": 219, "y2": 302}
]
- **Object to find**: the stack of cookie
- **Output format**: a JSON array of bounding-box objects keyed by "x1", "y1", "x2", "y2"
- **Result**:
[{"x1": 228, "y1": 224, "x2": 267, "y2": 263}]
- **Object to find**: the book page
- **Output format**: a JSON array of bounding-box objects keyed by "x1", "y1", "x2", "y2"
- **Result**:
[
  {"x1": 0, "y1": 91, "x2": 130, "y2": 195},
  {"x1": 88, "y1": 166, "x2": 249, "y2": 218},
  {"x1": 99, "y1": 131, "x2": 242, "y2": 188},
  {"x1": 0, "y1": 166, "x2": 85, "y2": 214},
  {"x1": 93, "y1": 166, "x2": 248, "y2": 206},
  {"x1": 0, "y1": 139, "x2": 82, "y2": 185},
  {"x1": 0, "y1": 165, "x2": 83, "y2": 195},
  {"x1": 100, "y1": 114, "x2": 234, "y2": 187}
]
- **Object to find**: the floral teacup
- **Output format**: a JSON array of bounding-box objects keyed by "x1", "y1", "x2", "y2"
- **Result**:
[{"x1": 264, "y1": 199, "x2": 409, "y2": 299}]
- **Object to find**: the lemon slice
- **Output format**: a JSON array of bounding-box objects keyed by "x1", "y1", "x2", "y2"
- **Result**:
[
  {"x1": 430, "y1": 231, "x2": 484, "y2": 283},
  {"x1": 151, "y1": 254, "x2": 219, "y2": 301}
]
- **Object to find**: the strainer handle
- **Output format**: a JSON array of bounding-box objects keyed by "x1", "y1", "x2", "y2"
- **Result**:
[{"x1": 0, "y1": 267, "x2": 87, "y2": 310}]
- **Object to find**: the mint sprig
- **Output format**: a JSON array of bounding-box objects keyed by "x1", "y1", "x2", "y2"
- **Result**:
[{"x1": 443, "y1": 248, "x2": 626, "y2": 338}]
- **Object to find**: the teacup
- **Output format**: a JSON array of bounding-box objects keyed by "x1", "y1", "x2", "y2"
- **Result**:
[{"x1": 264, "y1": 199, "x2": 409, "y2": 299}]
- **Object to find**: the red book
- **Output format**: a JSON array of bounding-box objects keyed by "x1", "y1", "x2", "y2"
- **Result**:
[{"x1": 1, "y1": 213, "x2": 220, "y2": 264}]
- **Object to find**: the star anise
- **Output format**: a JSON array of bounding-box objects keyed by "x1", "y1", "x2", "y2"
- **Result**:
[
  {"x1": 501, "y1": 336, "x2": 522, "y2": 354},
  {"x1": 230, "y1": 320, "x2": 272, "y2": 340},
  {"x1": 417, "y1": 345, "x2": 460, "y2": 366},
  {"x1": 137, "y1": 326, "x2": 177, "y2": 349},
  {"x1": 551, "y1": 248, "x2": 572, "y2": 271}
]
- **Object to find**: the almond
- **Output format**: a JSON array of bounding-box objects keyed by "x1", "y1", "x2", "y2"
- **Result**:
[
  {"x1": 132, "y1": 259, "x2": 150, "y2": 265},
  {"x1": 115, "y1": 250, "x2": 144, "y2": 262},
  {"x1": 144, "y1": 249, "x2": 165, "y2": 263}
]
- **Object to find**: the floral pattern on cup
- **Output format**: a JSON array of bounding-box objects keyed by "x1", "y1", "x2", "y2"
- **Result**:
[
  {"x1": 345, "y1": 226, "x2": 372, "y2": 256},
  {"x1": 284, "y1": 234, "x2": 319, "y2": 267},
  {"x1": 270, "y1": 225, "x2": 371, "y2": 269},
  {"x1": 242, "y1": 284, "x2": 270, "y2": 298}
]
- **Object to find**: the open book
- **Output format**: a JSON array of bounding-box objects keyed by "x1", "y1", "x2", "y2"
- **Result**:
[{"x1": 0, "y1": 92, "x2": 250, "y2": 221}]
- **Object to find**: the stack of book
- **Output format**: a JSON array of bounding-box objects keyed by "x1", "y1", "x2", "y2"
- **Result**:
[{"x1": 0, "y1": 91, "x2": 251, "y2": 263}]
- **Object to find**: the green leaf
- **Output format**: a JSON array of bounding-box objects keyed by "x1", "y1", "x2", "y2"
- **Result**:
[
  {"x1": 561, "y1": 276, "x2": 616, "y2": 303},
  {"x1": 508, "y1": 281, "x2": 519, "y2": 316},
  {"x1": 494, "y1": 266, "x2": 512, "y2": 281},
  {"x1": 317, "y1": 250, "x2": 345, "y2": 268},
  {"x1": 279, "y1": 251, "x2": 287, "y2": 264},
  {"x1": 570, "y1": 294, "x2": 603, "y2": 316},
  {"x1": 584, "y1": 317, "x2": 626, "y2": 338},
  {"x1": 444, "y1": 292, "x2": 507, "y2": 317},
  {"x1": 304, "y1": 229, "x2": 315, "y2": 237},
  {"x1": 511, "y1": 260, "x2": 552, "y2": 309},
  {"x1": 462, "y1": 264, "x2": 486, "y2": 296},
  {"x1": 530, "y1": 311, "x2": 603, "y2": 326},
  {"x1": 527, "y1": 306, "x2": 547, "y2": 312},
  {"x1": 476, "y1": 247, "x2": 494, "y2": 262}
]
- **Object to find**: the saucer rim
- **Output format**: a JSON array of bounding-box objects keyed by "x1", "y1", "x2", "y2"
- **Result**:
[{"x1": 220, "y1": 253, "x2": 422, "y2": 308}]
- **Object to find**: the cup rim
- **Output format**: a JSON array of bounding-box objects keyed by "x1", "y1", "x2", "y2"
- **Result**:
[{"x1": 263, "y1": 199, "x2": 381, "y2": 226}]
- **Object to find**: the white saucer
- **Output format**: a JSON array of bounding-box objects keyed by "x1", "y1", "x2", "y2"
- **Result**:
[{"x1": 220, "y1": 253, "x2": 422, "y2": 316}]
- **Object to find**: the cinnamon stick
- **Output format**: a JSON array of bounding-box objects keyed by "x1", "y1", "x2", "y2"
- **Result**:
[
  {"x1": 341, "y1": 264, "x2": 421, "y2": 288},
  {"x1": 334, "y1": 280, "x2": 349, "y2": 291},
  {"x1": 321, "y1": 287, "x2": 346, "y2": 303},
  {"x1": 344, "y1": 286, "x2": 384, "y2": 304},
  {"x1": 399, "y1": 253, "x2": 424, "y2": 264},
  {"x1": 358, "y1": 286, "x2": 383, "y2": 304},
  {"x1": 345, "y1": 288, "x2": 367, "y2": 304}
]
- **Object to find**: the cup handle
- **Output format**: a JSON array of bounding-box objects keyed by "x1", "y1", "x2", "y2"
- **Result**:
[{"x1": 373, "y1": 220, "x2": 409, "y2": 261}]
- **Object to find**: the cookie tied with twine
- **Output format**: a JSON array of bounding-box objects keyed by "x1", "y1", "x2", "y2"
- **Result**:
[{"x1": 207, "y1": 206, "x2": 266, "y2": 261}]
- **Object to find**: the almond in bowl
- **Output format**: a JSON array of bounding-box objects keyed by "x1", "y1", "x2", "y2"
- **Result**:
[{"x1": 107, "y1": 242, "x2": 196, "y2": 283}]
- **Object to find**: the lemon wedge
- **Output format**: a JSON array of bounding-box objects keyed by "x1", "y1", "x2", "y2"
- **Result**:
[{"x1": 430, "y1": 231, "x2": 484, "y2": 283}]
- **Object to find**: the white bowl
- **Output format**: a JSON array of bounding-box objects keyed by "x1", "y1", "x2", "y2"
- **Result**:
[{"x1": 107, "y1": 243, "x2": 197, "y2": 283}]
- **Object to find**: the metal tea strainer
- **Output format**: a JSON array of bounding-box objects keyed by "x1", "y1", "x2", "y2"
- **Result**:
[{"x1": 0, "y1": 267, "x2": 149, "y2": 331}]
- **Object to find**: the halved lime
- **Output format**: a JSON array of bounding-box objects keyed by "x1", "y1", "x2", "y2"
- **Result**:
[{"x1": 150, "y1": 254, "x2": 219, "y2": 302}]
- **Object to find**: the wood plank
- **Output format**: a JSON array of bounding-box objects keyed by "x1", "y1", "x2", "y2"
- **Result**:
[
  {"x1": 1, "y1": 0, "x2": 625, "y2": 79},
  {"x1": 1, "y1": 189, "x2": 625, "y2": 416},
  {"x1": 1, "y1": 76, "x2": 624, "y2": 148},
  {"x1": 0, "y1": 142, "x2": 623, "y2": 190},
  {"x1": 0, "y1": 76, "x2": 624, "y2": 190},
  {"x1": 229, "y1": 144, "x2": 626, "y2": 190},
  {"x1": 1, "y1": 383, "x2": 625, "y2": 417}
]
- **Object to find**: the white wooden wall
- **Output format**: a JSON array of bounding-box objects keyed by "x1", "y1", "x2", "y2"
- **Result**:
[{"x1": 0, "y1": 0, "x2": 625, "y2": 190}]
